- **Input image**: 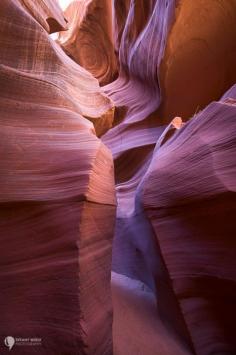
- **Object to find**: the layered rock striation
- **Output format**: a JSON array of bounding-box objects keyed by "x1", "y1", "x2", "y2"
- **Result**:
[
  {"x1": 0, "y1": 1, "x2": 115, "y2": 354},
  {"x1": 0, "y1": 0, "x2": 236, "y2": 354},
  {"x1": 142, "y1": 88, "x2": 236, "y2": 355},
  {"x1": 58, "y1": 0, "x2": 118, "y2": 86},
  {"x1": 100, "y1": 0, "x2": 236, "y2": 354}
]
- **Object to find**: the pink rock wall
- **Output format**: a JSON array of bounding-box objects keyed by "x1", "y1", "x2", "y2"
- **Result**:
[
  {"x1": 0, "y1": 0, "x2": 236, "y2": 354},
  {"x1": 0, "y1": 0, "x2": 115, "y2": 354},
  {"x1": 142, "y1": 89, "x2": 236, "y2": 354}
]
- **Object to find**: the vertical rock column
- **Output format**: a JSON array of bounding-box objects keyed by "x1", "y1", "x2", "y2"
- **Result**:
[{"x1": 0, "y1": 1, "x2": 116, "y2": 354}]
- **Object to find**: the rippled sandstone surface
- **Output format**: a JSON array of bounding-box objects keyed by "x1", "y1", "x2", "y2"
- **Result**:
[
  {"x1": 0, "y1": 1, "x2": 115, "y2": 354},
  {"x1": 0, "y1": 1, "x2": 236, "y2": 355}
]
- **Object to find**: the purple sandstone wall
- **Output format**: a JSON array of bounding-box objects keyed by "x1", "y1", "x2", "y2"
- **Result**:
[{"x1": 0, "y1": 0, "x2": 236, "y2": 354}]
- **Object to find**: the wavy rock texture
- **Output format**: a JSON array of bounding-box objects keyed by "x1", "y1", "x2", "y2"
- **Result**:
[
  {"x1": 58, "y1": 0, "x2": 118, "y2": 86},
  {"x1": 1, "y1": 0, "x2": 236, "y2": 355},
  {"x1": 21, "y1": 0, "x2": 68, "y2": 33},
  {"x1": 100, "y1": 1, "x2": 236, "y2": 355},
  {"x1": 102, "y1": 1, "x2": 194, "y2": 354},
  {"x1": 141, "y1": 87, "x2": 236, "y2": 355},
  {"x1": 0, "y1": 0, "x2": 115, "y2": 354}
]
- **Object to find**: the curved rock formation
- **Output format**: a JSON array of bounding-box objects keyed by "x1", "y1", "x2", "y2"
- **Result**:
[
  {"x1": 1, "y1": 0, "x2": 115, "y2": 137},
  {"x1": 142, "y1": 88, "x2": 236, "y2": 355},
  {"x1": 102, "y1": 1, "x2": 194, "y2": 353},
  {"x1": 1, "y1": 0, "x2": 236, "y2": 354},
  {"x1": 100, "y1": 1, "x2": 236, "y2": 354},
  {"x1": 0, "y1": 0, "x2": 115, "y2": 354},
  {"x1": 157, "y1": 0, "x2": 236, "y2": 122},
  {"x1": 21, "y1": 0, "x2": 68, "y2": 33},
  {"x1": 58, "y1": 0, "x2": 118, "y2": 86}
]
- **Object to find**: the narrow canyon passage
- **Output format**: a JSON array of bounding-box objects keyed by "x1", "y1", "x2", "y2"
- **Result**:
[{"x1": 0, "y1": 1, "x2": 236, "y2": 355}]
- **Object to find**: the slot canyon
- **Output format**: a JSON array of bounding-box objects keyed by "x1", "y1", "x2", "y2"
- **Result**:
[{"x1": 0, "y1": 0, "x2": 236, "y2": 354}]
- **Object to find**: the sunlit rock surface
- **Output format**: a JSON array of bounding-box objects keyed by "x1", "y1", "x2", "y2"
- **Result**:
[
  {"x1": 0, "y1": 0, "x2": 236, "y2": 354},
  {"x1": 157, "y1": 0, "x2": 236, "y2": 122},
  {"x1": 0, "y1": 0, "x2": 115, "y2": 354},
  {"x1": 58, "y1": 0, "x2": 118, "y2": 86}
]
